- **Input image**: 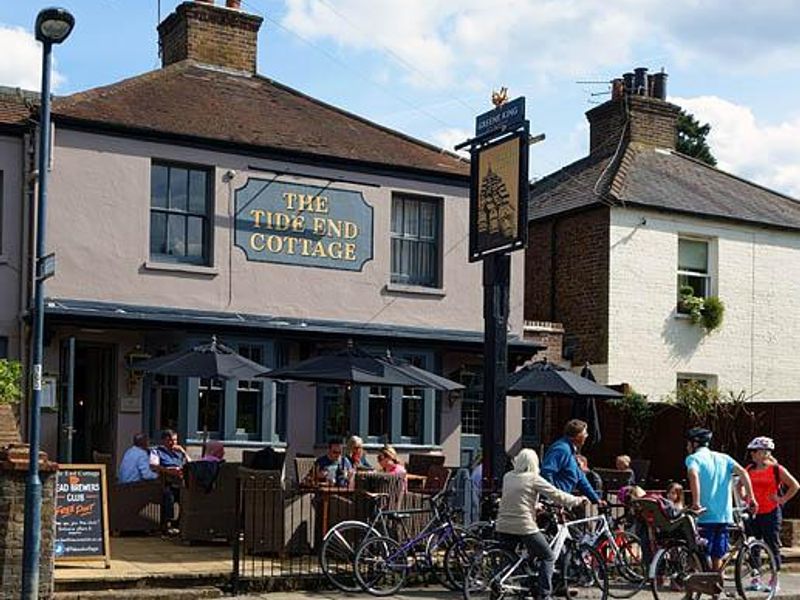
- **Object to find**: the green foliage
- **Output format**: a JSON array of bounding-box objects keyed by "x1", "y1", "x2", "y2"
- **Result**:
[
  {"x1": 677, "y1": 110, "x2": 717, "y2": 166},
  {"x1": 678, "y1": 286, "x2": 725, "y2": 333},
  {"x1": 666, "y1": 382, "x2": 754, "y2": 453},
  {"x1": 0, "y1": 359, "x2": 23, "y2": 405},
  {"x1": 611, "y1": 389, "x2": 655, "y2": 456}
]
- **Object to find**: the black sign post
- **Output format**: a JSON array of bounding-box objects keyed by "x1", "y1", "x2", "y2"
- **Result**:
[
  {"x1": 54, "y1": 464, "x2": 111, "y2": 568},
  {"x1": 456, "y1": 97, "x2": 529, "y2": 516}
]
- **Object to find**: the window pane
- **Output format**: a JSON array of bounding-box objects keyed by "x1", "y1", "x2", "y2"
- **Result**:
[
  {"x1": 391, "y1": 199, "x2": 403, "y2": 235},
  {"x1": 150, "y1": 212, "x2": 167, "y2": 255},
  {"x1": 678, "y1": 273, "x2": 708, "y2": 298},
  {"x1": 420, "y1": 202, "x2": 436, "y2": 239},
  {"x1": 197, "y1": 379, "x2": 223, "y2": 434},
  {"x1": 678, "y1": 239, "x2": 708, "y2": 273},
  {"x1": 159, "y1": 387, "x2": 179, "y2": 432},
  {"x1": 151, "y1": 165, "x2": 168, "y2": 209},
  {"x1": 168, "y1": 214, "x2": 187, "y2": 257},
  {"x1": 368, "y1": 386, "x2": 390, "y2": 438},
  {"x1": 275, "y1": 343, "x2": 289, "y2": 442},
  {"x1": 169, "y1": 167, "x2": 189, "y2": 212},
  {"x1": 236, "y1": 390, "x2": 260, "y2": 435},
  {"x1": 401, "y1": 388, "x2": 422, "y2": 439},
  {"x1": 188, "y1": 170, "x2": 207, "y2": 215},
  {"x1": 323, "y1": 387, "x2": 350, "y2": 440},
  {"x1": 187, "y1": 216, "x2": 205, "y2": 260},
  {"x1": 403, "y1": 199, "x2": 419, "y2": 236},
  {"x1": 391, "y1": 238, "x2": 403, "y2": 282}
]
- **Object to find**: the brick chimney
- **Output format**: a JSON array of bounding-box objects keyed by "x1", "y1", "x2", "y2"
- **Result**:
[
  {"x1": 158, "y1": 0, "x2": 263, "y2": 73},
  {"x1": 586, "y1": 67, "x2": 681, "y2": 156}
]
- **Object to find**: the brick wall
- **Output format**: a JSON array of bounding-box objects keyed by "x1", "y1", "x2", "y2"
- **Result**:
[
  {"x1": 158, "y1": 1, "x2": 264, "y2": 73},
  {"x1": 523, "y1": 321, "x2": 565, "y2": 365},
  {"x1": 0, "y1": 404, "x2": 21, "y2": 447},
  {"x1": 586, "y1": 95, "x2": 680, "y2": 156},
  {"x1": 0, "y1": 446, "x2": 57, "y2": 599},
  {"x1": 525, "y1": 207, "x2": 610, "y2": 366}
]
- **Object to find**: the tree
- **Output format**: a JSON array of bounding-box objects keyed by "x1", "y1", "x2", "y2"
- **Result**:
[{"x1": 677, "y1": 110, "x2": 717, "y2": 166}]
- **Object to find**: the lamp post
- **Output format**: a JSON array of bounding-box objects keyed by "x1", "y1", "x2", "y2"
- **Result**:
[{"x1": 22, "y1": 8, "x2": 74, "y2": 599}]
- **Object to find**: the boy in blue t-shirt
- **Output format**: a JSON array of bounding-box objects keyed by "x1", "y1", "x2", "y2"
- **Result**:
[{"x1": 685, "y1": 428, "x2": 757, "y2": 570}]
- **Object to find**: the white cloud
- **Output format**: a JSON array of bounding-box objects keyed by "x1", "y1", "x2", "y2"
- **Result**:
[
  {"x1": 674, "y1": 95, "x2": 800, "y2": 199},
  {"x1": 0, "y1": 25, "x2": 65, "y2": 91},
  {"x1": 430, "y1": 127, "x2": 471, "y2": 158}
]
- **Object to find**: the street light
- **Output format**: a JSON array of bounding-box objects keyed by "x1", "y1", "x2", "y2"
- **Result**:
[{"x1": 22, "y1": 8, "x2": 74, "y2": 599}]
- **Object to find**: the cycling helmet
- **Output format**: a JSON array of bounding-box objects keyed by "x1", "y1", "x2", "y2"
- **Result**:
[
  {"x1": 747, "y1": 436, "x2": 775, "y2": 451},
  {"x1": 686, "y1": 427, "x2": 713, "y2": 446}
]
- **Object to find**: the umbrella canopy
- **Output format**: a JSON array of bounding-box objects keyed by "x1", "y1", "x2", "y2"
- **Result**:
[
  {"x1": 135, "y1": 336, "x2": 268, "y2": 380},
  {"x1": 572, "y1": 363, "x2": 603, "y2": 447},
  {"x1": 507, "y1": 360, "x2": 622, "y2": 398},
  {"x1": 380, "y1": 354, "x2": 464, "y2": 392}
]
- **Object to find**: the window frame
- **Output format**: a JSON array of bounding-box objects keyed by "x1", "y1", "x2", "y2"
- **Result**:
[
  {"x1": 677, "y1": 236, "x2": 712, "y2": 301},
  {"x1": 149, "y1": 160, "x2": 214, "y2": 266},
  {"x1": 390, "y1": 193, "x2": 442, "y2": 288}
]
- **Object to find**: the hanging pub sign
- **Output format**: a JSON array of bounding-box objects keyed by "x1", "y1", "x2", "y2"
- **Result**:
[
  {"x1": 468, "y1": 130, "x2": 529, "y2": 261},
  {"x1": 235, "y1": 179, "x2": 374, "y2": 271},
  {"x1": 475, "y1": 96, "x2": 526, "y2": 140},
  {"x1": 54, "y1": 464, "x2": 110, "y2": 567}
]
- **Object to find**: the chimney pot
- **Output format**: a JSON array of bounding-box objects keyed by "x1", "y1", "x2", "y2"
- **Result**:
[
  {"x1": 633, "y1": 67, "x2": 648, "y2": 95},
  {"x1": 622, "y1": 72, "x2": 634, "y2": 94},
  {"x1": 653, "y1": 71, "x2": 668, "y2": 101},
  {"x1": 226, "y1": 0, "x2": 241, "y2": 8}
]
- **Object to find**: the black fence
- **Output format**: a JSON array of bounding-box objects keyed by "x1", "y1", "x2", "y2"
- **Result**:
[{"x1": 231, "y1": 467, "x2": 479, "y2": 593}]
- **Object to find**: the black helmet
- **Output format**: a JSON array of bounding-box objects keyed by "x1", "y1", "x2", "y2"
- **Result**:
[{"x1": 687, "y1": 427, "x2": 712, "y2": 446}]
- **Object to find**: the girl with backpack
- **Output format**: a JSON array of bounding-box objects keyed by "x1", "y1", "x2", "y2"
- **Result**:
[{"x1": 745, "y1": 436, "x2": 799, "y2": 584}]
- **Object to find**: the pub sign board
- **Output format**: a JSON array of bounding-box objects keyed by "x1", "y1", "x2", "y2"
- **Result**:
[
  {"x1": 235, "y1": 179, "x2": 374, "y2": 271},
  {"x1": 54, "y1": 464, "x2": 110, "y2": 567},
  {"x1": 475, "y1": 97, "x2": 526, "y2": 140},
  {"x1": 468, "y1": 131, "x2": 529, "y2": 262}
]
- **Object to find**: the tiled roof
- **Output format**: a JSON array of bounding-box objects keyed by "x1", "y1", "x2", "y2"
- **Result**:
[
  {"x1": 52, "y1": 61, "x2": 469, "y2": 180},
  {"x1": 529, "y1": 145, "x2": 800, "y2": 231},
  {"x1": 0, "y1": 87, "x2": 34, "y2": 128}
]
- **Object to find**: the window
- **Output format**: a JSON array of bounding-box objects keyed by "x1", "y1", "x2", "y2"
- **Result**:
[
  {"x1": 150, "y1": 162, "x2": 211, "y2": 264},
  {"x1": 677, "y1": 374, "x2": 716, "y2": 390},
  {"x1": 197, "y1": 378, "x2": 224, "y2": 435},
  {"x1": 236, "y1": 344, "x2": 262, "y2": 437},
  {"x1": 321, "y1": 386, "x2": 350, "y2": 440},
  {"x1": 401, "y1": 387, "x2": 423, "y2": 441},
  {"x1": 458, "y1": 366, "x2": 483, "y2": 436},
  {"x1": 155, "y1": 374, "x2": 179, "y2": 432},
  {"x1": 368, "y1": 386, "x2": 391, "y2": 439},
  {"x1": 678, "y1": 238, "x2": 710, "y2": 300},
  {"x1": 274, "y1": 342, "x2": 289, "y2": 442},
  {"x1": 391, "y1": 195, "x2": 440, "y2": 287},
  {"x1": 521, "y1": 398, "x2": 542, "y2": 448}
]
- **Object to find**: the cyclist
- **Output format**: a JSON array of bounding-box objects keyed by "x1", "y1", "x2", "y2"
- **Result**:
[
  {"x1": 685, "y1": 427, "x2": 757, "y2": 571},
  {"x1": 496, "y1": 448, "x2": 587, "y2": 600},
  {"x1": 541, "y1": 419, "x2": 603, "y2": 506},
  {"x1": 744, "y1": 436, "x2": 799, "y2": 590}
]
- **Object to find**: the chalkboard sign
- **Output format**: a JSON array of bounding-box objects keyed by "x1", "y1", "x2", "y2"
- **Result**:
[{"x1": 54, "y1": 464, "x2": 110, "y2": 567}]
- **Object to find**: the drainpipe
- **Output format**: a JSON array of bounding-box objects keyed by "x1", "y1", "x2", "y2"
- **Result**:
[{"x1": 18, "y1": 130, "x2": 36, "y2": 435}]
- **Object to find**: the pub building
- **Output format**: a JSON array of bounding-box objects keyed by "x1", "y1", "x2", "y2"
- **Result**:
[{"x1": 0, "y1": 0, "x2": 540, "y2": 470}]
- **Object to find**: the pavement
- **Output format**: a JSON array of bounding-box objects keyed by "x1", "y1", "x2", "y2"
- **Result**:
[{"x1": 235, "y1": 575, "x2": 800, "y2": 599}]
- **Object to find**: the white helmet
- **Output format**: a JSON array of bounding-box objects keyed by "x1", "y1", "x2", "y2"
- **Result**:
[{"x1": 747, "y1": 436, "x2": 775, "y2": 451}]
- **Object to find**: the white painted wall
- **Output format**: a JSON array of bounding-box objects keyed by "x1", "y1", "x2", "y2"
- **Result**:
[
  {"x1": 43, "y1": 129, "x2": 525, "y2": 338},
  {"x1": 608, "y1": 206, "x2": 800, "y2": 402}
]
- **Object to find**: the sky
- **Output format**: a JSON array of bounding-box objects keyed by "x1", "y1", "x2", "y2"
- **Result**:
[{"x1": 1, "y1": 0, "x2": 800, "y2": 198}]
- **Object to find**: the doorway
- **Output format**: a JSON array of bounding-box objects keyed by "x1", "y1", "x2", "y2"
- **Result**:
[{"x1": 70, "y1": 343, "x2": 116, "y2": 463}]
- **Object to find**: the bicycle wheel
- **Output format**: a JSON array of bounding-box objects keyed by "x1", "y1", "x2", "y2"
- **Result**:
[
  {"x1": 607, "y1": 532, "x2": 647, "y2": 599},
  {"x1": 562, "y1": 542, "x2": 609, "y2": 600},
  {"x1": 319, "y1": 520, "x2": 371, "y2": 592},
  {"x1": 443, "y1": 532, "x2": 484, "y2": 591},
  {"x1": 354, "y1": 535, "x2": 408, "y2": 596},
  {"x1": 464, "y1": 546, "x2": 518, "y2": 600},
  {"x1": 651, "y1": 543, "x2": 703, "y2": 600},
  {"x1": 425, "y1": 525, "x2": 468, "y2": 589},
  {"x1": 735, "y1": 539, "x2": 778, "y2": 600}
]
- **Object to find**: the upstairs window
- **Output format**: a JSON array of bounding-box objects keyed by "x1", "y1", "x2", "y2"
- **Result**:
[
  {"x1": 150, "y1": 162, "x2": 211, "y2": 265},
  {"x1": 678, "y1": 237, "x2": 710, "y2": 301},
  {"x1": 391, "y1": 195, "x2": 440, "y2": 287}
]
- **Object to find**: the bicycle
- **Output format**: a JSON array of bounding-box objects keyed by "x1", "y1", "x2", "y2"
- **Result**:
[
  {"x1": 463, "y1": 503, "x2": 610, "y2": 600},
  {"x1": 649, "y1": 504, "x2": 777, "y2": 600},
  {"x1": 351, "y1": 491, "x2": 479, "y2": 596}
]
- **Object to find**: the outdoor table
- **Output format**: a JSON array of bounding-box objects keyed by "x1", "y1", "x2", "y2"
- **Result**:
[{"x1": 300, "y1": 483, "x2": 355, "y2": 538}]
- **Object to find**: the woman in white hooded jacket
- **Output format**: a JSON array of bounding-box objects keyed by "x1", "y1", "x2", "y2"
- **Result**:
[{"x1": 496, "y1": 448, "x2": 586, "y2": 600}]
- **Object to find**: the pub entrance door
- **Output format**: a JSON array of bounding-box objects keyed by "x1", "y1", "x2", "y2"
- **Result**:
[{"x1": 70, "y1": 343, "x2": 116, "y2": 463}]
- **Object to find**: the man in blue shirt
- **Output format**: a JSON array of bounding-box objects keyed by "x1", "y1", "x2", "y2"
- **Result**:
[
  {"x1": 314, "y1": 439, "x2": 352, "y2": 486},
  {"x1": 149, "y1": 429, "x2": 191, "y2": 534},
  {"x1": 541, "y1": 419, "x2": 601, "y2": 505},
  {"x1": 118, "y1": 433, "x2": 158, "y2": 484},
  {"x1": 685, "y1": 427, "x2": 757, "y2": 570}
]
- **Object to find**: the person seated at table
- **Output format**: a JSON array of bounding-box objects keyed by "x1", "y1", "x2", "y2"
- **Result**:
[
  {"x1": 200, "y1": 440, "x2": 225, "y2": 462},
  {"x1": 377, "y1": 444, "x2": 406, "y2": 477},
  {"x1": 615, "y1": 454, "x2": 636, "y2": 485},
  {"x1": 118, "y1": 433, "x2": 158, "y2": 484},
  {"x1": 346, "y1": 435, "x2": 373, "y2": 470},
  {"x1": 149, "y1": 429, "x2": 191, "y2": 535},
  {"x1": 314, "y1": 439, "x2": 352, "y2": 486},
  {"x1": 575, "y1": 454, "x2": 603, "y2": 496}
]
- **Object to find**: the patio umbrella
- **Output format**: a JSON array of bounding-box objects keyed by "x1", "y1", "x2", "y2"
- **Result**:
[
  {"x1": 572, "y1": 363, "x2": 603, "y2": 448},
  {"x1": 507, "y1": 360, "x2": 622, "y2": 398},
  {"x1": 380, "y1": 352, "x2": 464, "y2": 392},
  {"x1": 135, "y1": 336, "x2": 269, "y2": 380}
]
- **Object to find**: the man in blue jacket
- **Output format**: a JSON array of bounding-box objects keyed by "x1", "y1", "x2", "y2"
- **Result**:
[{"x1": 541, "y1": 419, "x2": 602, "y2": 505}]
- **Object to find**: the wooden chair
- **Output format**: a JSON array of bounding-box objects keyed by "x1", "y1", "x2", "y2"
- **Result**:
[
  {"x1": 179, "y1": 461, "x2": 241, "y2": 542},
  {"x1": 407, "y1": 453, "x2": 445, "y2": 477},
  {"x1": 594, "y1": 468, "x2": 636, "y2": 500},
  {"x1": 294, "y1": 455, "x2": 317, "y2": 484},
  {"x1": 422, "y1": 464, "x2": 451, "y2": 495},
  {"x1": 92, "y1": 450, "x2": 114, "y2": 474}
]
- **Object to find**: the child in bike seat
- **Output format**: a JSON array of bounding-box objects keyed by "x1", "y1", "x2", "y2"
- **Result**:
[{"x1": 496, "y1": 449, "x2": 588, "y2": 600}]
